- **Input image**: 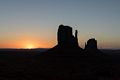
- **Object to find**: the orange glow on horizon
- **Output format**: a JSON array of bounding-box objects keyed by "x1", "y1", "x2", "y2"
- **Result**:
[
  {"x1": 0, "y1": 36, "x2": 120, "y2": 49},
  {"x1": 24, "y1": 44, "x2": 35, "y2": 49},
  {"x1": 0, "y1": 38, "x2": 56, "y2": 49}
]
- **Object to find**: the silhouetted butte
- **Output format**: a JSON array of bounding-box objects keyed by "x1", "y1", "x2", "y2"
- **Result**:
[
  {"x1": 45, "y1": 25, "x2": 83, "y2": 56},
  {"x1": 58, "y1": 24, "x2": 79, "y2": 48},
  {"x1": 84, "y1": 38, "x2": 102, "y2": 55}
]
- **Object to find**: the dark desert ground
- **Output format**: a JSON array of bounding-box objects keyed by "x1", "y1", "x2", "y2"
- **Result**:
[{"x1": 0, "y1": 25, "x2": 120, "y2": 80}]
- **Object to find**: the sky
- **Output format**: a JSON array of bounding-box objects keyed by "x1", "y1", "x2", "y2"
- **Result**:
[{"x1": 0, "y1": 0, "x2": 120, "y2": 49}]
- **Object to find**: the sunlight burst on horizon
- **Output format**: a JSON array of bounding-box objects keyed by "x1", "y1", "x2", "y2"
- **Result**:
[{"x1": 24, "y1": 44, "x2": 36, "y2": 49}]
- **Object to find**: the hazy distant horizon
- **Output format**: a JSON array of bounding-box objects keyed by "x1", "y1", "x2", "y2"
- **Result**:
[{"x1": 0, "y1": 0, "x2": 120, "y2": 49}]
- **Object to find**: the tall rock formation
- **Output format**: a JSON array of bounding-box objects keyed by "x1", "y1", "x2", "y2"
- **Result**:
[
  {"x1": 45, "y1": 24, "x2": 82, "y2": 56},
  {"x1": 57, "y1": 24, "x2": 79, "y2": 48}
]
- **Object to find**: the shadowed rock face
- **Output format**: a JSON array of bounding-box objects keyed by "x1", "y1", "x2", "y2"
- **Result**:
[
  {"x1": 84, "y1": 38, "x2": 102, "y2": 55},
  {"x1": 85, "y1": 38, "x2": 97, "y2": 50},
  {"x1": 44, "y1": 24, "x2": 82, "y2": 56},
  {"x1": 57, "y1": 25, "x2": 78, "y2": 47},
  {"x1": 46, "y1": 25, "x2": 101, "y2": 56}
]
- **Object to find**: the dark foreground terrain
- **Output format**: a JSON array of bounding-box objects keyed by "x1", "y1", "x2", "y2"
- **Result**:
[{"x1": 0, "y1": 49, "x2": 120, "y2": 80}]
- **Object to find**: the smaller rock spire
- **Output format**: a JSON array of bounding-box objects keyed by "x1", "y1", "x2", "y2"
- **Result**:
[{"x1": 75, "y1": 30, "x2": 78, "y2": 46}]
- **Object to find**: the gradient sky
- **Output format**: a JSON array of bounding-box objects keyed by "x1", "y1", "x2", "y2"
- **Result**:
[{"x1": 0, "y1": 0, "x2": 120, "y2": 49}]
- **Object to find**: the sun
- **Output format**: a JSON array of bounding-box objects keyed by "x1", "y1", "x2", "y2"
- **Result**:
[{"x1": 25, "y1": 44, "x2": 35, "y2": 49}]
